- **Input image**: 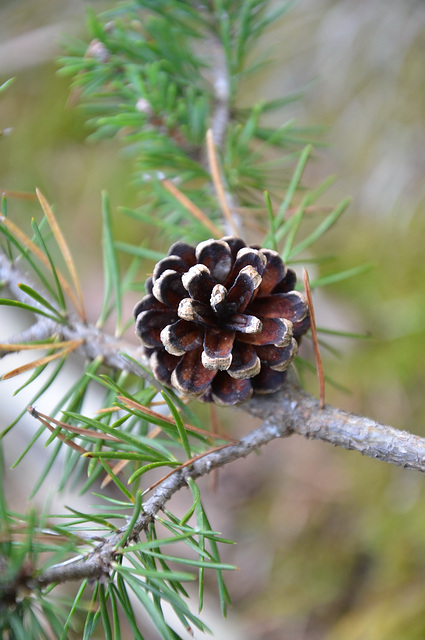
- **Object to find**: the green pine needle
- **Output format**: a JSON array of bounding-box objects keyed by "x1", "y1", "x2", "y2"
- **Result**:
[
  {"x1": 310, "y1": 262, "x2": 374, "y2": 288},
  {"x1": 98, "y1": 191, "x2": 122, "y2": 332}
]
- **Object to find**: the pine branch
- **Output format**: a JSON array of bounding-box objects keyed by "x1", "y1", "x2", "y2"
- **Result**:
[
  {"x1": 3, "y1": 240, "x2": 425, "y2": 596},
  {"x1": 0, "y1": 5, "x2": 421, "y2": 605},
  {"x1": 34, "y1": 406, "x2": 295, "y2": 588},
  {"x1": 3, "y1": 3, "x2": 414, "y2": 636},
  {"x1": 0, "y1": 318, "x2": 54, "y2": 356},
  {"x1": 0, "y1": 248, "x2": 148, "y2": 380},
  {"x1": 28, "y1": 377, "x2": 425, "y2": 589},
  {"x1": 204, "y1": 21, "x2": 240, "y2": 234},
  {"x1": 2, "y1": 245, "x2": 425, "y2": 475},
  {"x1": 246, "y1": 382, "x2": 425, "y2": 471}
]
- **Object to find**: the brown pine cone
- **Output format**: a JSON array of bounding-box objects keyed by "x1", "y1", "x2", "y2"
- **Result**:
[{"x1": 133, "y1": 236, "x2": 310, "y2": 406}]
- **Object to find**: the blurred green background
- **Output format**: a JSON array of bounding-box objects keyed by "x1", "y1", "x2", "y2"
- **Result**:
[{"x1": 1, "y1": 1, "x2": 425, "y2": 639}]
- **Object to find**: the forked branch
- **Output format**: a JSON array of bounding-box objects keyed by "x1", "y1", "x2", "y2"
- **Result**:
[
  {"x1": 2, "y1": 242, "x2": 425, "y2": 589},
  {"x1": 1, "y1": 240, "x2": 425, "y2": 476},
  {"x1": 1, "y1": 245, "x2": 425, "y2": 474},
  {"x1": 30, "y1": 379, "x2": 425, "y2": 589}
]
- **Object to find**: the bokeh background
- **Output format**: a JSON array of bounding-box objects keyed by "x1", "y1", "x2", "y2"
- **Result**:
[{"x1": 1, "y1": 1, "x2": 425, "y2": 638}]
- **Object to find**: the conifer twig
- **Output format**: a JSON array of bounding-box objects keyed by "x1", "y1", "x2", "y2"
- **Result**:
[
  {"x1": 0, "y1": 318, "x2": 55, "y2": 357},
  {"x1": 3, "y1": 242, "x2": 425, "y2": 592},
  {"x1": 0, "y1": 215, "x2": 82, "y2": 313},
  {"x1": 31, "y1": 379, "x2": 425, "y2": 589},
  {"x1": 2, "y1": 245, "x2": 425, "y2": 475}
]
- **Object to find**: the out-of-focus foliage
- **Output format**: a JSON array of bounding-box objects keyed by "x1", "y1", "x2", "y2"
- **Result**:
[{"x1": 1, "y1": 1, "x2": 425, "y2": 639}]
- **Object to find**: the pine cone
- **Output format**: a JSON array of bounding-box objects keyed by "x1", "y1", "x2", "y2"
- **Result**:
[{"x1": 133, "y1": 236, "x2": 310, "y2": 406}]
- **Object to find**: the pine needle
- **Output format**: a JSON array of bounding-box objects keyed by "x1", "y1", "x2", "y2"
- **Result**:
[
  {"x1": 209, "y1": 404, "x2": 225, "y2": 492},
  {"x1": 0, "y1": 189, "x2": 38, "y2": 201},
  {"x1": 36, "y1": 189, "x2": 86, "y2": 321},
  {"x1": 26, "y1": 408, "x2": 120, "y2": 442},
  {"x1": 100, "y1": 426, "x2": 162, "y2": 488},
  {"x1": 2, "y1": 341, "x2": 83, "y2": 380},
  {"x1": 27, "y1": 406, "x2": 88, "y2": 456},
  {"x1": 303, "y1": 269, "x2": 325, "y2": 409},
  {"x1": 117, "y1": 396, "x2": 236, "y2": 442},
  {"x1": 101, "y1": 460, "x2": 130, "y2": 488},
  {"x1": 0, "y1": 215, "x2": 81, "y2": 313},
  {"x1": 142, "y1": 443, "x2": 235, "y2": 496},
  {"x1": 0, "y1": 340, "x2": 80, "y2": 352},
  {"x1": 286, "y1": 205, "x2": 334, "y2": 217},
  {"x1": 161, "y1": 178, "x2": 222, "y2": 238},
  {"x1": 206, "y1": 129, "x2": 239, "y2": 236}
]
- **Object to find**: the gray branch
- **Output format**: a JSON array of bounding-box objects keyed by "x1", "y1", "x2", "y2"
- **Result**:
[
  {"x1": 208, "y1": 34, "x2": 231, "y2": 152},
  {"x1": 202, "y1": 22, "x2": 243, "y2": 236},
  {"x1": 2, "y1": 247, "x2": 425, "y2": 473},
  {"x1": 36, "y1": 381, "x2": 425, "y2": 588},
  {"x1": 2, "y1": 246, "x2": 425, "y2": 590},
  {"x1": 245, "y1": 383, "x2": 425, "y2": 472},
  {"x1": 0, "y1": 318, "x2": 54, "y2": 356}
]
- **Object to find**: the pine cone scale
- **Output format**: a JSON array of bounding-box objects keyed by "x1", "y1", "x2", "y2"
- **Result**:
[
  {"x1": 256, "y1": 249, "x2": 286, "y2": 296},
  {"x1": 150, "y1": 350, "x2": 180, "y2": 386},
  {"x1": 268, "y1": 339, "x2": 298, "y2": 372},
  {"x1": 177, "y1": 298, "x2": 216, "y2": 328},
  {"x1": 152, "y1": 270, "x2": 187, "y2": 308},
  {"x1": 172, "y1": 348, "x2": 217, "y2": 394},
  {"x1": 236, "y1": 317, "x2": 292, "y2": 347},
  {"x1": 212, "y1": 372, "x2": 253, "y2": 405},
  {"x1": 255, "y1": 343, "x2": 295, "y2": 369},
  {"x1": 203, "y1": 329, "x2": 235, "y2": 370},
  {"x1": 223, "y1": 313, "x2": 262, "y2": 334},
  {"x1": 228, "y1": 346, "x2": 261, "y2": 378},
  {"x1": 195, "y1": 239, "x2": 233, "y2": 282},
  {"x1": 252, "y1": 366, "x2": 287, "y2": 394},
  {"x1": 160, "y1": 319, "x2": 203, "y2": 356},
  {"x1": 167, "y1": 241, "x2": 197, "y2": 266},
  {"x1": 249, "y1": 291, "x2": 309, "y2": 322},
  {"x1": 226, "y1": 265, "x2": 261, "y2": 313},
  {"x1": 225, "y1": 248, "x2": 266, "y2": 286},
  {"x1": 182, "y1": 264, "x2": 215, "y2": 304},
  {"x1": 136, "y1": 309, "x2": 178, "y2": 348},
  {"x1": 153, "y1": 256, "x2": 187, "y2": 281},
  {"x1": 133, "y1": 294, "x2": 163, "y2": 315}
]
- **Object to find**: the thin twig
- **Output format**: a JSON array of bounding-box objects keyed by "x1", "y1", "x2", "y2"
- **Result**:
[
  {"x1": 205, "y1": 33, "x2": 244, "y2": 237},
  {"x1": 35, "y1": 378, "x2": 425, "y2": 588},
  {"x1": 141, "y1": 442, "x2": 236, "y2": 495},
  {"x1": 0, "y1": 319, "x2": 57, "y2": 357}
]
